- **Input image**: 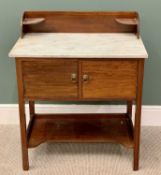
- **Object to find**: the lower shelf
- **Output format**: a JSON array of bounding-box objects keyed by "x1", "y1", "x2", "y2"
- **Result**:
[{"x1": 27, "y1": 114, "x2": 134, "y2": 148}]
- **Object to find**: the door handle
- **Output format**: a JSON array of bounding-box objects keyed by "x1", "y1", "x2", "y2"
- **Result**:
[
  {"x1": 83, "y1": 74, "x2": 89, "y2": 82},
  {"x1": 71, "y1": 73, "x2": 77, "y2": 83}
]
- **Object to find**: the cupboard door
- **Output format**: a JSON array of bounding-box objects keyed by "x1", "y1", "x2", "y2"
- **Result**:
[
  {"x1": 22, "y1": 59, "x2": 78, "y2": 100},
  {"x1": 81, "y1": 60, "x2": 138, "y2": 99}
]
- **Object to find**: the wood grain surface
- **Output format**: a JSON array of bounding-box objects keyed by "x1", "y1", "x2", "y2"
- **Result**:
[
  {"x1": 81, "y1": 60, "x2": 138, "y2": 99},
  {"x1": 22, "y1": 59, "x2": 78, "y2": 99},
  {"x1": 22, "y1": 11, "x2": 139, "y2": 37}
]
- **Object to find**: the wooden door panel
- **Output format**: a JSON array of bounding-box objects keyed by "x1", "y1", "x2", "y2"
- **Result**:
[
  {"x1": 82, "y1": 60, "x2": 138, "y2": 99},
  {"x1": 22, "y1": 59, "x2": 78, "y2": 100}
]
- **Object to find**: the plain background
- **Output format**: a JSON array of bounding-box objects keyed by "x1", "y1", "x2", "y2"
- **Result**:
[{"x1": 0, "y1": 0, "x2": 160, "y2": 104}]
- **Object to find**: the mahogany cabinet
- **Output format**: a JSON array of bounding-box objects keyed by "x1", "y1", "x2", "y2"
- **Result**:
[{"x1": 9, "y1": 11, "x2": 148, "y2": 171}]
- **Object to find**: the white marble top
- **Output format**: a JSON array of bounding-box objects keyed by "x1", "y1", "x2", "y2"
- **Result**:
[{"x1": 9, "y1": 33, "x2": 148, "y2": 58}]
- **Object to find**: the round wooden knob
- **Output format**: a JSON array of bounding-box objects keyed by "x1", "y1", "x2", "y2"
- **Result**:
[
  {"x1": 71, "y1": 73, "x2": 77, "y2": 83},
  {"x1": 83, "y1": 74, "x2": 89, "y2": 82}
]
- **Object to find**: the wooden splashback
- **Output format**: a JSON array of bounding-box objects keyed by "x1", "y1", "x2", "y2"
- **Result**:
[{"x1": 21, "y1": 11, "x2": 140, "y2": 38}]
